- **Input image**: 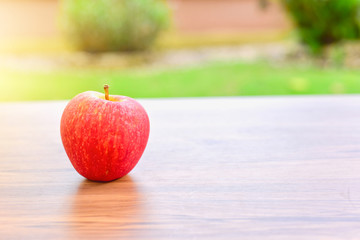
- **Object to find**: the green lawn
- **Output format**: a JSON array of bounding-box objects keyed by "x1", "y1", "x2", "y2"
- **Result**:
[{"x1": 1, "y1": 60, "x2": 360, "y2": 102}]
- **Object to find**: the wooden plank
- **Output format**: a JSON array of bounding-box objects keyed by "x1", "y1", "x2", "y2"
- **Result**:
[{"x1": 1, "y1": 96, "x2": 360, "y2": 239}]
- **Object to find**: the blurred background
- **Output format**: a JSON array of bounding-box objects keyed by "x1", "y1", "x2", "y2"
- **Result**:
[{"x1": 0, "y1": 0, "x2": 359, "y2": 102}]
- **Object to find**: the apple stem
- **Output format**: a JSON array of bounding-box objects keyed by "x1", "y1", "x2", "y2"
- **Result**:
[{"x1": 104, "y1": 84, "x2": 110, "y2": 100}]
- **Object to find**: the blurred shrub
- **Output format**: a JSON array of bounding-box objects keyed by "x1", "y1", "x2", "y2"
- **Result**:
[
  {"x1": 60, "y1": 0, "x2": 170, "y2": 52},
  {"x1": 282, "y1": 0, "x2": 360, "y2": 54}
]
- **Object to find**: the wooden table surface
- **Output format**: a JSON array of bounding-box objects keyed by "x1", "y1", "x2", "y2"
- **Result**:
[{"x1": 1, "y1": 96, "x2": 360, "y2": 240}]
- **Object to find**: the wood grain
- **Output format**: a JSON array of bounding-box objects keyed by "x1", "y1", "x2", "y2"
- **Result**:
[{"x1": 1, "y1": 96, "x2": 360, "y2": 239}]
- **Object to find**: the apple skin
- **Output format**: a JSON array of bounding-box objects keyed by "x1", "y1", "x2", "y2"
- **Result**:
[{"x1": 60, "y1": 91, "x2": 150, "y2": 182}]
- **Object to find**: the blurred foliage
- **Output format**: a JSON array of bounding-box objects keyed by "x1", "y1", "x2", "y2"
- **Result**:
[
  {"x1": 281, "y1": 0, "x2": 360, "y2": 54},
  {"x1": 60, "y1": 0, "x2": 170, "y2": 52},
  {"x1": 258, "y1": 0, "x2": 270, "y2": 9}
]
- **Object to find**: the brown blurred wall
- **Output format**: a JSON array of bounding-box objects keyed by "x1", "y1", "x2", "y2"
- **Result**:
[
  {"x1": 0, "y1": 0, "x2": 59, "y2": 40},
  {"x1": 168, "y1": 0, "x2": 288, "y2": 33},
  {"x1": 0, "y1": 0, "x2": 288, "y2": 41}
]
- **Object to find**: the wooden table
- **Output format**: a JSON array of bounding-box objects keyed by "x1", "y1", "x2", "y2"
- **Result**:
[{"x1": 1, "y1": 96, "x2": 360, "y2": 239}]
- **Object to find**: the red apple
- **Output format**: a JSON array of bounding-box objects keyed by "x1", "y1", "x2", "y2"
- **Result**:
[{"x1": 60, "y1": 85, "x2": 150, "y2": 182}]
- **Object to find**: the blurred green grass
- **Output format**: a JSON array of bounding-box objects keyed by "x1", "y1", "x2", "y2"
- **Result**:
[{"x1": 0, "y1": 60, "x2": 359, "y2": 102}]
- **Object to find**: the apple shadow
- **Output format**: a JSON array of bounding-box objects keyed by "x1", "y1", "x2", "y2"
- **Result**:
[{"x1": 67, "y1": 175, "x2": 145, "y2": 239}]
